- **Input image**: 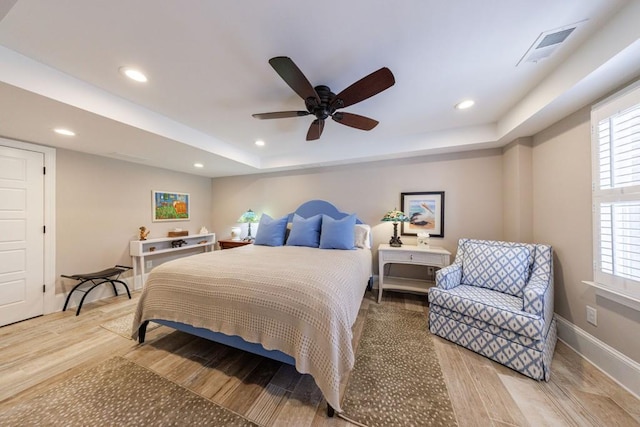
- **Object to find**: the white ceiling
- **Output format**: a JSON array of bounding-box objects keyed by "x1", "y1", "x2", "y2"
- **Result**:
[{"x1": 1, "y1": 0, "x2": 640, "y2": 177}]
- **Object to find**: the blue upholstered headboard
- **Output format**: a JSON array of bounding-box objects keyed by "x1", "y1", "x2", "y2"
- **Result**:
[{"x1": 287, "y1": 200, "x2": 364, "y2": 224}]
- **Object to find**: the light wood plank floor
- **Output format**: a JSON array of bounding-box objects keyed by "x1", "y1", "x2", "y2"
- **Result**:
[{"x1": 0, "y1": 290, "x2": 638, "y2": 426}]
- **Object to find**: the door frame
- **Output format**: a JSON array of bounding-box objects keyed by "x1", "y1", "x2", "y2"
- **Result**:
[{"x1": 0, "y1": 137, "x2": 56, "y2": 315}]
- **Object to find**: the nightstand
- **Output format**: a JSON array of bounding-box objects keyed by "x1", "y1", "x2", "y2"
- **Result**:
[
  {"x1": 377, "y1": 244, "x2": 451, "y2": 303},
  {"x1": 218, "y1": 239, "x2": 252, "y2": 250}
]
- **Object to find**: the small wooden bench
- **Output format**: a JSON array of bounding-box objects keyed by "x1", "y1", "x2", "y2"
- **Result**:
[{"x1": 62, "y1": 265, "x2": 132, "y2": 315}]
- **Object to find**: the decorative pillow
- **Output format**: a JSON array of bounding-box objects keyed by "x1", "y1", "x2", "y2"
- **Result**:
[
  {"x1": 354, "y1": 224, "x2": 371, "y2": 249},
  {"x1": 253, "y1": 214, "x2": 288, "y2": 246},
  {"x1": 319, "y1": 214, "x2": 356, "y2": 250},
  {"x1": 461, "y1": 241, "x2": 532, "y2": 296},
  {"x1": 286, "y1": 214, "x2": 322, "y2": 248}
]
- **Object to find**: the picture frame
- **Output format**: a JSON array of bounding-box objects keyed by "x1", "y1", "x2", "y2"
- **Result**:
[
  {"x1": 152, "y1": 190, "x2": 190, "y2": 222},
  {"x1": 400, "y1": 191, "x2": 445, "y2": 238}
]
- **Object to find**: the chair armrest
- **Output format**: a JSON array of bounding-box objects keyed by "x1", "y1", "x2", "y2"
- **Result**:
[
  {"x1": 523, "y1": 277, "x2": 552, "y2": 321},
  {"x1": 435, "y1": 263, "x2": 462, "y2": 290}
]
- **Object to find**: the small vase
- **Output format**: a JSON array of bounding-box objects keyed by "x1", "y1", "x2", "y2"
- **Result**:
[{"x1": 231, "y1": 227, "x2": 241, "y2": 241}]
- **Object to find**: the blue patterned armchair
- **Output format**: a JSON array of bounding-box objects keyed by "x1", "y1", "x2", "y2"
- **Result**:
[{"x1": 428, "y1": 239, "x2": 556, "y2": 380}]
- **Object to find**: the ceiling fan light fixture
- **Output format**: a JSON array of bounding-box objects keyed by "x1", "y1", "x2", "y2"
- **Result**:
[
  {"x1": 53, "y1": 128, "x2": 75, "y2": 136},
  {"x1": 455, "y1": 99, "x2": 475, "y2": 110},
  {"x1": 119, "y1": 66, "x2": 148, "y2": 82}
]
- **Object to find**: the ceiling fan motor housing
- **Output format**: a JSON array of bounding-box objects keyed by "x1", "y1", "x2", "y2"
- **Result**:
[{"x1": 306, "y1": 85, "x2": 339, "y2": 120}]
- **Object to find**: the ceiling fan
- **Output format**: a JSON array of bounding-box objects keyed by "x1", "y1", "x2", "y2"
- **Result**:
[{"x1": 252, "y1": 56, "x2": 395, "y2": 141}]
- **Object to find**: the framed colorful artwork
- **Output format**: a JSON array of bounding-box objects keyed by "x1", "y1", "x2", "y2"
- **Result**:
[
  {"x1": 400, "y1": 191, "x2": 445, "y2": 237},
  {"x1": 152, "y1": 191, "x2": 190, "y2": 222}
]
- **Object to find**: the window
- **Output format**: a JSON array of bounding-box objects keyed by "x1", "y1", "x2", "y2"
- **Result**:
[{"x1": 591, "y1": 80, "x2": 640, "y2": 302}]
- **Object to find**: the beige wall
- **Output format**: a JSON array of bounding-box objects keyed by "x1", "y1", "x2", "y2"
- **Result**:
[
  {"x1": 502, "y1": 138, "x2": 533, "y2": 243},
  {"x1": 56, "y1": 149, "x2": 213, "y2": 293},
  {"x1": 532, "y1": 107, "x2": 640, "y2": 362},
  {"x1": 211, "y1": 149, "x2": 504, "y2": 273}
]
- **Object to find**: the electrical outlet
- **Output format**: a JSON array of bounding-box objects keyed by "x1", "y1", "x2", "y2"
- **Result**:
[
  {"x1": 586, "y1": 305, "x2": 597, "y2": 326},
  {"x1": 146, "y1": 260, "x2": 153, "y2": 269}
]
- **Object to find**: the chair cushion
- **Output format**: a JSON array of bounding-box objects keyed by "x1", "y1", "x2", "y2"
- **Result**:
[
  {"x1": 429, "y1": 285, "x2": 543, "y2": 339},
  {"x1": 461, "y1": 241, "x2": 533, "y2": 296}
]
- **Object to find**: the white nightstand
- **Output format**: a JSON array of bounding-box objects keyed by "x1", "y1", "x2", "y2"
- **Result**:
[{"x1": 377, "y1": 244, "x2": 451, "y2": 303}]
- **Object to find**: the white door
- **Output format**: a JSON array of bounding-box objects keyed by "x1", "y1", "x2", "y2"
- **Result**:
[{"x1": 0, "y1": 146, "x2": 44, "y2": 326}]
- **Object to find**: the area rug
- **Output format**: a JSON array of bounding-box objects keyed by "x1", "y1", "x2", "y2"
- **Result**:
[
  {"x1": 340, "y1": 305, "x2": 458, "y2": 427},
  {"x1": 100, "y1": 313, "x2": 159, "y2": 339},
  {"x1": 0, "y1": 356, "x2": 257, "y2": 426}
]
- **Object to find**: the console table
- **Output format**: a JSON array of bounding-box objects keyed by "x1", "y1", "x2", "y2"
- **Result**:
[
  {"x1": 130, "y1": 233, "x2": 215, "y2": 287},
  {"x1": 378, "y1": 244, "x2": 451, "y2": 303}
]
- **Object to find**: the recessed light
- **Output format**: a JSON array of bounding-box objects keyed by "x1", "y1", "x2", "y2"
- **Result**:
[
  {"x1": 255, "y1": 140, "x2": 265, "y2": 147},
  {"x1": 53, "y1": 128, "x2": 75, "y2": 136},
  {"x1": 119, "y1": 66, "x2": 148, "y2": 83},
  {"x1": 455, "y1": 99, "x2": 475, "y2": 110},
  {"x1": 193, "y1": 163, "x2": 204, "y2": 168}
]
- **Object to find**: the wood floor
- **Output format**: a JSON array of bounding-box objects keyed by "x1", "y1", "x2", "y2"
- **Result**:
[{"x1": 0, "y1": 290, "x2": 638, "y2": 426}]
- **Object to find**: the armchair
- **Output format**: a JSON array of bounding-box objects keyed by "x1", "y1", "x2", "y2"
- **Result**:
[{"x1": 428, "y1": 239, "x2": 556, "y2": 380}]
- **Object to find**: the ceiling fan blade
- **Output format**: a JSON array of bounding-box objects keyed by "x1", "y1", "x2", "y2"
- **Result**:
[
  {"x1": 332, "y1": 112, "x2": 379, "y2": 130},
  {"x1": 252, "y1": 111, "x2": 310, "y2": 120},
  {"x1": 331, "y1": 67, "x2": 395, "y2": 109},
  {"x1": 306, "y1": 119, "x2": 324, "y2": 141},
  {"x1": 269, "y1": 56, "x2": 320, "y2": 104}
]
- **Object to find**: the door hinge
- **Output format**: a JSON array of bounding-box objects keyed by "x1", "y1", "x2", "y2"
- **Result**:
[
  {"x1": 43, "y1": 166, "x2": 46, "y2": 175},
  {"x1": 43, "y1": 225, "x2": 46, "y2": 233},
  {"x1": 43, "y1": 284, "x2": 46, "y2": 293}
]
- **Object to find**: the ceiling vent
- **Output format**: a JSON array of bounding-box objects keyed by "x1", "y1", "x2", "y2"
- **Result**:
[{"x1": 516, "y1": 21, "x2": 585, "y2": 66}]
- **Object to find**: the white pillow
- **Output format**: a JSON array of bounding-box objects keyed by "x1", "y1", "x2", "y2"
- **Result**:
[{"x1": 354, "y1": 224, "x2": 371, "y2": 249}]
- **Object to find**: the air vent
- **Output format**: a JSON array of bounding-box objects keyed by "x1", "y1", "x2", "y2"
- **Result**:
[{"x1": 516, "y1": 21, "x2": 585, "y2": 66}]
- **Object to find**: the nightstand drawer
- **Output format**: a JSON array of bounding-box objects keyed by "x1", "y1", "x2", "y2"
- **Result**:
[{"x1": 382, "y1": 250, "x2": 447, "y2": 266}]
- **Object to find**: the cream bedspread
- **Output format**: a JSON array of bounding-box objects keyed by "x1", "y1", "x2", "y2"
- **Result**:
[{"x1": 132, "y1": 244, "x2": 372, "y2": 412}]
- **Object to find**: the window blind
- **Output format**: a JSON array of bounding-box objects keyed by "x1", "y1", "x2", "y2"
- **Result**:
[{"x1": 592, "y1": 80, "x2": 640, "y2": 300}]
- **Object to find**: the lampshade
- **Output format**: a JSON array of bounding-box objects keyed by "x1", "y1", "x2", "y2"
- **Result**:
[
  {"x1": 237, "y1": 209, "x2": 259, "y2": 223},
  {"x1": 380, "y1": 208, "x2": 409, "y2": 223}
]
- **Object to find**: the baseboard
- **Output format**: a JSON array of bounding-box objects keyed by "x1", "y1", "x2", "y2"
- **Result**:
[
  {"x1": 556, "y1": 314, "x2": 640, "y2": 399},
  {"x1": 54, "y1": 275, "x2": 143, "y2": 312}
]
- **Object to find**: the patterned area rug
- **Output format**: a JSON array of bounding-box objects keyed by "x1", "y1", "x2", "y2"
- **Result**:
[
  {"x1": 340, "y1": 305, "x2": 458, "y2": 427},
  {"x1": 100, "y1": 313, "x2": 159, "y2": 339},
  {"x1": 0, "y1": 357, "x2": 256, "y2": 426}
]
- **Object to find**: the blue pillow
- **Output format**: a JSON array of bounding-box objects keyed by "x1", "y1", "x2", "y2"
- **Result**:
[
  {"x1": 319, "y1": 214, "x2": 356, "y2": 250},
  {"x1": 253, "y1": 214, "x2": 288, "y2": 246},
  {"x1": 286, "y1": 214, "x2": 322, "y2": 248}
]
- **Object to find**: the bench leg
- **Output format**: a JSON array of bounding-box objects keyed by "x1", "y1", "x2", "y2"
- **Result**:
[
  {"x1": 112, "y1": 280, "x2": 132, "y2": 299},
  {"x1": 75, "y1": 280, "x2": 110, "y2": 316},
  {"x1": 63, "y1": 279, "x2": 91, "y2": 312}
]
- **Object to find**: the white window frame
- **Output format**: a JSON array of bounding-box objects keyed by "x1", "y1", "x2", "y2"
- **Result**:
[{"x1": 590, "y1": 79, "x2": 640, "y2": 306}]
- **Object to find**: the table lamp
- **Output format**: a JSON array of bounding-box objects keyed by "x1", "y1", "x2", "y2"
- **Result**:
[
  {"x1": 380, "y1": 208, "x2": 409, "y2": 247},
  {"x1": 237, "y1": 209, "x2": 259, "y2": 241}
]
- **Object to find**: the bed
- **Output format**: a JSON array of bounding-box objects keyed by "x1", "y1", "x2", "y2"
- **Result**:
[{"x1": 132, "y1": 200, "x2": 373, "y2": 416}]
